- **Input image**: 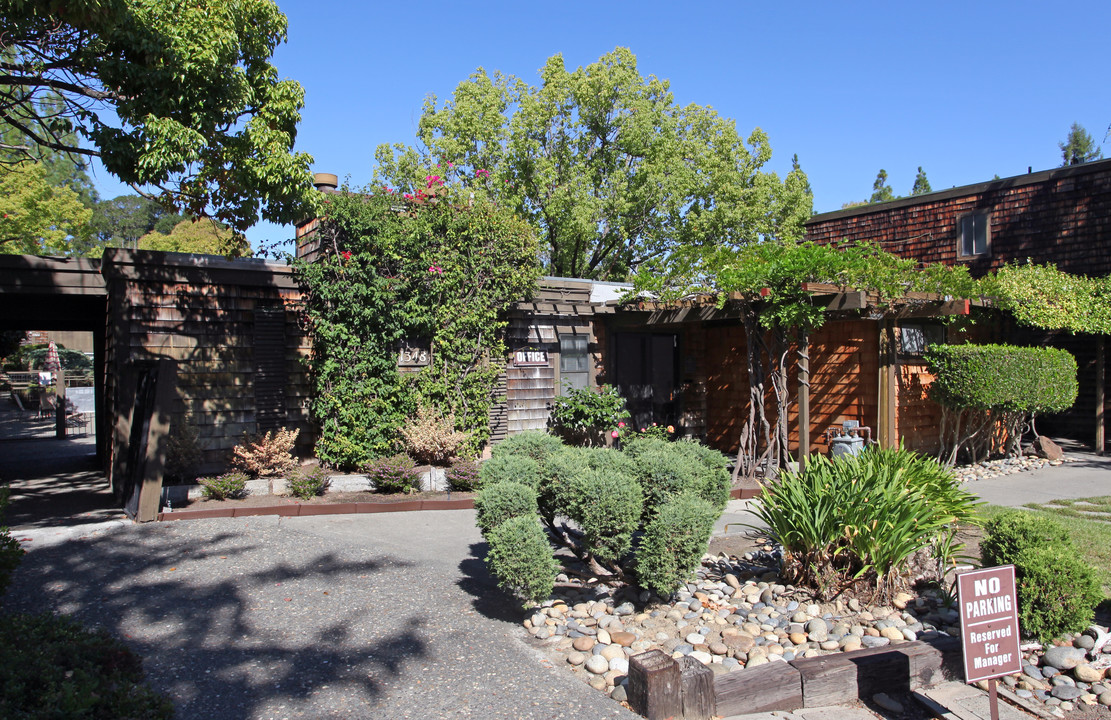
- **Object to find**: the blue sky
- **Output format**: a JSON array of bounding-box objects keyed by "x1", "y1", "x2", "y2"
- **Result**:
[{"x1": 90, "y1": 1, "x2": 1110, "y2": 253}]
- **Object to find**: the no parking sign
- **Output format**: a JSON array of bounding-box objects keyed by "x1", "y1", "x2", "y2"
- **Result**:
[{"x1": 958, "y1": 565, "x2": 1022, "y2": 683}]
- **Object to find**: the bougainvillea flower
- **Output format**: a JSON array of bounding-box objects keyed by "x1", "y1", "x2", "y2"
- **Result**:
[{"x1": 340, "y1": 251, "x2": 352, "y2": 261}]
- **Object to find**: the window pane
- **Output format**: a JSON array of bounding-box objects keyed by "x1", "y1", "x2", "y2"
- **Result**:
[{"x1": 560, "y1": 335, "x2": 588, "y2": 372}]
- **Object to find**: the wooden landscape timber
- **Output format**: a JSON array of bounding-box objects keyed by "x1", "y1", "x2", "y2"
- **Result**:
[{"x1": 627, "y1": 636, "x2": 961, "y2": 719}]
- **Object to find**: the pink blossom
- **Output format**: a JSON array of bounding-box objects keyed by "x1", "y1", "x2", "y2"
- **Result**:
[
  {"x1": 428, "y1": 264, "x2": 444, "y2": 274},
  {"x1": 611, "y1": 430, "x2": 619, "y2": 439},
  {"x1": 475, "y1": 168, "x2": 490, "y2": 178},
  {"x1": 426, "y1": 175, "x2": 441, "y2": 188},
  {"x1": 618, "y1": 422, "x2": 625, "y2": 428}
]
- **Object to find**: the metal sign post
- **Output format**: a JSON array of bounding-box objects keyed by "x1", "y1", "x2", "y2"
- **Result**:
[{"x1": 958, "y1": 565, "x2": 1022, "y2": 720}]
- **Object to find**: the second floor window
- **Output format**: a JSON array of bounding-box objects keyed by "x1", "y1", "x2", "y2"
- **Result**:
[{"x1": 958, "y1": 212, "x2": 990, "y2": 257}]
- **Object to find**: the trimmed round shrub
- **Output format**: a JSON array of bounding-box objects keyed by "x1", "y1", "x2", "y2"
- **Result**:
[
  {"x1": 635, "y1": 492, "x2": 718, "y2": 597},
  {"x1": 199, "y1": 471, "x2": 249, "y2": 500},
  {"x1": 573, "y1": 470, "x2": 643, "y2": 563},
  {"x1": 286, "y1": 465, "x2": 331, "y2": 499},
  {"x1": 624, "y1": 440, "x2": 706, "y2": 511},
  {"x1": 479, "y1": 454, "x2": 541, "y2": 489},
  {"x1": 980, "y1": 511, "x2": 1072, "y2": 567},
  {"x1": 490, "y1": 430, "x2": 565, "y2": 463},
  {"x1": 485, "y1": 515, "x2": 559, "y2": 606},
  {"x1": 0, "y1": 612, "x2": 174, "y2": 719},
  {"x1": 445, "y1": 460, "x2": 481, "y2": 491},
  {"x1": 1011, "y1": 545, "x2": 1101, "y2": 641},
  {"x1": 667, "y1": 440, "x2": 731, "y2": 511},
  {"x1": 474, "y1": 481, "x2": 539, "y2": 535},
  {"x1": 364, "y1": 454, "x2": 421, "y2": 493},
  {"x1": 538, "y1": 446, "x2": 636, "y2": 519},
  {"x1": 926, "y1": 344, "x2": 1078, "y2": 414}
]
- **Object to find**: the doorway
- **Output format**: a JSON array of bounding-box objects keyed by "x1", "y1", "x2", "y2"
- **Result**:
[{"x1": 612, "y1": 332, "x2": 679, "y2": 432}]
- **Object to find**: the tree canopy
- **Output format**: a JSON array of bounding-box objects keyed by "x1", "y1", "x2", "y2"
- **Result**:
[
  {"x1": 869, "y1": 169, "x2": 895, "y2": 204},
  {"x1": 375, "y1": 47, "x2": 812, "y2": 280},
  {"x1": 91, "y1": 195, "x2": 180, "y2": 250},
  {"x1": 0, "y1": 161, "x2": 91, "y2": 254},
  {"x1": 1059, "y1": 123, "x2": 1103, "y2": 166},
  {"x1": 985, "y1": 262, "x2": 1111, "y2": 335},
  {"x1": 138, "y1": 217, "x2": 248, "y2": 257},
  {"x1": 911, "y1": 166, "x2": 932, "y2": 195},
  {"x1": 0, "y1": 0, "x2": 320, "y2": 234}
]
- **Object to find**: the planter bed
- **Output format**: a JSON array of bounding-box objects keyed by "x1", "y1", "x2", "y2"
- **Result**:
[{"x1": 157, "y1": 490, "x2": 474, "y2": 522}]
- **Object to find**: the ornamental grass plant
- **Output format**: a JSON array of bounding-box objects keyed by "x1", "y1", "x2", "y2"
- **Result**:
[{"x1": 749, "y1": 447, "x2": 982, "y2": 601}]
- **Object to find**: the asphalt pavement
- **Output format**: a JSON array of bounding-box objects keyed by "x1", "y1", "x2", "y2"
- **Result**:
[
  {"x1": 2, "y1": 426, "x2": 1108, "y2": 719},
  {"x1": 3, "y1": 510, "x2": 638, "y2": 720}
]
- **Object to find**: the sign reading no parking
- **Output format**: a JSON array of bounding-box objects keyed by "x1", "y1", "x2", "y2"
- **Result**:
[{"x1": 958, "y1": 565, "x2": 1022, "y2": 683}]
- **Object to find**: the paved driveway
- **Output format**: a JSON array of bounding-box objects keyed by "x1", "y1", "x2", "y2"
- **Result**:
[{"x1": 3, "y1": 511, "x2": 638, "y2": 720}]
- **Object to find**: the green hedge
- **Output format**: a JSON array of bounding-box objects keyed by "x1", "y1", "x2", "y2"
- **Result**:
[{"x1": 925, "y1": 343, "x2": 1077, "y2": 414}]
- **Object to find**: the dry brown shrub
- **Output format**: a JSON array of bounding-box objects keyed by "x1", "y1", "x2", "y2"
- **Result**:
[
  {"x1": 400, "y1": 404, "x2": 469, "y2": 466},
  {"x1": 230, "y1": 428, "x2": 300, "y2": 477}
]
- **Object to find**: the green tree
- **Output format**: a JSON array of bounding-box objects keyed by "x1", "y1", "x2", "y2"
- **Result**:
[
  {"x1": 869, "y1": 169, "x2": 896, "y2": 204},
  {"x1": 911, "y1": 166, "x2": 932, "y2": 195},
  {"x1": 0, "y1": 0, "x2": 319, "y2": 234},
  {"x1": 91, "y1": 195, "x2": 173, "y2": 250},
  {"x1": 0, "y1": 91, "x2": 99, "y2": 208},
  {"x1": 1059, "y1": 123, "x2": 1103, "y2": 166},
  {"x1": 138, "y1": 218, "x2": 249, "y2": 258},
  {"x1": 0, "y1": 162, "x2": 92, "y2": 255},
  {"x1": 375, "y1": 48, "x2": 812, "y2": 280}
]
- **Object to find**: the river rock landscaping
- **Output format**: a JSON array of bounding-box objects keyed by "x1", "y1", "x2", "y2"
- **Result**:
[{"x1": 524, "y1": 548, "x2": 1111, "y2": 717}]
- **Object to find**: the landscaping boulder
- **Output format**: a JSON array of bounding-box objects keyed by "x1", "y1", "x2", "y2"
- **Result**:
[{"x1": 1030, "y1": 436, "x2": 1064, "y2": 461}]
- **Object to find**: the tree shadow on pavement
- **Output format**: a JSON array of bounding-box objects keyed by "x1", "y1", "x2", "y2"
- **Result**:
[
  {"x1": 1, "y1": 526, "x2": 428, "y2": 720},
  {"x1": 457, "y1": 541, "x2": 526, "y2": 624}
]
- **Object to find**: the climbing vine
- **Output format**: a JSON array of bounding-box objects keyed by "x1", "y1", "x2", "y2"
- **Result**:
[
  {"x1": 296, "y1": 171, "x2": 540, "y2": 469},
  {"x1": 635, "y1": 240, "x2": 979, "y2": 480}
]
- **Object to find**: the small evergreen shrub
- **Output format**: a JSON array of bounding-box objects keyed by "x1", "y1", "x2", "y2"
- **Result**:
[
  {"x1": 0, "y1": 484, "x2": 25, "y2": 602},
  {"x1": 980, "y1": 511, "x2": 1072, "y2": 567},
  {"x1": 286, "y1": 465, "x2": 331, "y2": 500},
  {"x1": 980, "y1": 510, "x2": 1100, "y2": 640},
  {"x1": 484, "y1": 515, "x2": 559, "y2": 606},
  {"x1": 479, "y1": 453, "x2": 541, "y2": 489},
  {"x1": 445, "y1": 460, "x2": 481, "y2": 491},
  {"x1": 538, "y1": 446, "x2": 636, "y2": 519},
  {"x1": 571, "y1": 469, "x2": 643, "y2": 563},
  {"x1": 635, "y1": 493, "x2": 718, "y2": 597},
  {"x1": 548, "y1": 384, "x2": 628, "y2": 446},
  {"x1": 624, "y1": 438, "x2": 707, "y2": 511},
  {"x1": 490, "y1": 430, "x2": 565, "y2": 463},
  {"x1": 474, "y1": 481, "x2": 538, "y2": 534},
  {"x1": 400, "y1": 404, "x2": 470, "y2": 465},
  {"x1": 230, "y1": 427, "x2": 300, "y2": 477},
  {"x1": 199, "y1": 471, "x2": 249, "y2": 500},
  {"x1": 163, "y1": 416, "x2": 204, "y2": 483},
  {"x1": 1012, "y1": 546, "x2": 1101, "y2": 642},
  {"x1": 363, "y1": 454, "x2": 420, "y2": 493},
  {"x1": 0, "y1": 612, "x2": 175, "y2": 719},
  {"x1": 667, "y1": 440, "x2": 731, "y2": 511}
]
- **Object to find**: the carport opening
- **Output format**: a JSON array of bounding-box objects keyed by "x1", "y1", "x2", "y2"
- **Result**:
[{"x1": 1, "y1": 290, "x2": 117, "y2": 529}]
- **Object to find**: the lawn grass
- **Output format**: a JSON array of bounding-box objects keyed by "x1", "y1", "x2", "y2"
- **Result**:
[{"x1": 977, "y1": 500, "x2": 1111, "y2": 598}]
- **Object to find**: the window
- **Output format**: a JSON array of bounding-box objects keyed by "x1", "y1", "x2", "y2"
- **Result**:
[
  {"x1": 958, "y1": 212, "x2": 990, "y2": 257},
  {"x1": 559, "y1": 334, "x2": 590, "y2": 390},
  {"x1": 898, "y1": 322, "x2": 945, "y2": 356}
]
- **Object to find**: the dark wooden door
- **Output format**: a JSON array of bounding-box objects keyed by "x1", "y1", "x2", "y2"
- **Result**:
[{"x1": 613, "y1": 332, "x2": 679, "y2": 432}]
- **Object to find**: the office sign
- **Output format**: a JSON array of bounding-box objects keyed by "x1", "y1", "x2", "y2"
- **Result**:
[
  {"x1": 958, "y1": 565, "x2": 1022, "y2": 683},
  {"x1": 513, "y1": 349, "x2": 549, "y2": 367}
]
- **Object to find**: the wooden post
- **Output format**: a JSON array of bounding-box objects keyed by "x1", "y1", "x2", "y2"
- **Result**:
[
  {"x1": 798, "y1": 328, "x2": 810, "y2": 473},
  {"x1": 628, "y1": 650, "x2": 682, "y2": 720},
  {"x1": 877, "y1": 320, "x2": 896, "y2": 449},
  {"x1": 54, "y1": 368, "x2": 66, "y2": 438},
  {"x1": 678, "y1": 656, "x2": 716, "y2": 720},
  {"x1": 1097, "y1": 335, "x2": 1105, "y2": 456}
]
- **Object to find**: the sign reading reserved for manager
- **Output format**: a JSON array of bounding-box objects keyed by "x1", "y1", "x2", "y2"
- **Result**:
[{"x1": 957, "y1": 565, "x2": 1022, "y2": 683}]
